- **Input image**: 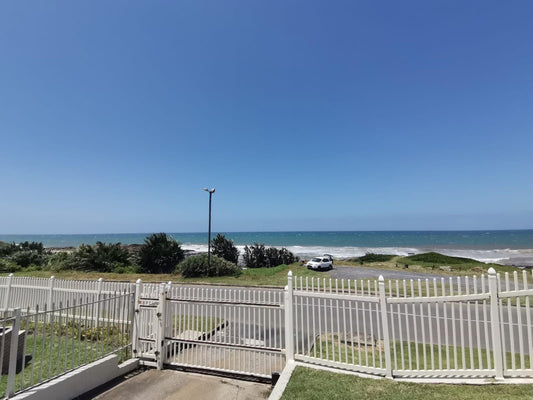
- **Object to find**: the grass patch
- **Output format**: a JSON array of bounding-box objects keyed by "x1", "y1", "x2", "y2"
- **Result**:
[
  {"x1": 281, "y1": 366, "x2": 533, "y2": 400},
  {"x1": 0, "y1": 321, "x2": 129, "y2": 398},
  {"x1": 404, "y1": 252, "x2": 477, "y2": 265},
  {"x1": 309, "y1": 337, "x2": 530, "y2": 372},
  {"x1": 1, "y1": 262, "x2": 328, "y2": 287}
]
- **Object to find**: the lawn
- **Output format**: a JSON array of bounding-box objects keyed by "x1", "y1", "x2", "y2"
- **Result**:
[
  {"x1": 3, "y1": 263, "x2": 325, "y2": 287},
  {"x1": 310, "y1": 337, "x2": 530, "y2": 371},
  {"x1": 281, "y1": 366, "x2": 533, "y2": 400},
  {"x1": 0, "y1": 320, "x2": 129, "y2": 398}
]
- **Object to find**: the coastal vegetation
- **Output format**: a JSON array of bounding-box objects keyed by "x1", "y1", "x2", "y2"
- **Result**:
[
  {"x1": 178, "y1": 254, "x2": 241, "y2": 277},
  {"x1": 211, "y1": 233, "x2": 239, "y2": 264},
  {"x1": 0, "y1": 234, "x2": 299, "y2": 279},
  {"x1": 243, "y1": 243, "x2": 299, "y2": 268},
  {"x1": 137, "y1": 233, "x2": 184, "y2": 274}
]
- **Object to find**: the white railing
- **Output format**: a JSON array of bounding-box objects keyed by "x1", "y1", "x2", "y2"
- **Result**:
[
  {"x1": 133, "y1": 280, "x2": 285, "y2": 379},
  {"x1": 0, "y1": 291, "x2": 134, "y2": 399},
  {"x1": 0, "y1": 274, "x2": 134, "y2": 315},
  {"x1": 3, "y1": 267, "x2": 533, "y2": 386},
  {"x1": 290, "y1": 268, "x2": 533, "y2": 380}
]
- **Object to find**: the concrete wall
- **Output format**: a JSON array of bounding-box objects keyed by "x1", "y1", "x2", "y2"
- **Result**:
[{"x1": 11, "y1": 355, "x2": 139, "y2": 400}]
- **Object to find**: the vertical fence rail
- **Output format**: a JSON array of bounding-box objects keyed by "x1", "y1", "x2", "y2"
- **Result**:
[{"x1": 488, "y1": 267, "x2": 504, "y2": 379}]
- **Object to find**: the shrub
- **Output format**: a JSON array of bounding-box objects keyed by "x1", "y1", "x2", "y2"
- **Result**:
[
  {"x1": 45, "y1": 251, "x2": 76, "y2": 271},
  {"x1": 0, "y1": 258, "x2": 22, "y2": 272},
  {"x1": 8, "y1": 250, "x2": 47, "y2": 268},
  {"x1": 70, "y1": 242, "x2": 131, "y2": 272},
  {"x1": 243, "y1": 243, "x2": 298, "y2": 268},
  {"x1": 138, "y1": 233, "x2": 185, "y2": 274},
  {"x1": 211, "y1": 234, "x2": 239, "y2": 264},
  {"x1": 358, "y1": 253, "x2": 395, "y2": 263},
  {"x1": 178, "y1": 254, "x2": 241, "y2": 277},
  {"x1": 0, "y1": 241, "x2": 18, "y2": 257}
]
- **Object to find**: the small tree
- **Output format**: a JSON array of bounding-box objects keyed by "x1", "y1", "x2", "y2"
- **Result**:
[
  {"x1": 138, "y1": 233, "x2": 185, "y2": 274},
  {"x1": 211, "y1": 234, "x2": 239, "y2": 264}
]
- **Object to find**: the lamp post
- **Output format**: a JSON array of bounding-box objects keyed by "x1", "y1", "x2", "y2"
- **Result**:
[{"x1": 204, "y1": 188, "x2": 215, "y2": 274}]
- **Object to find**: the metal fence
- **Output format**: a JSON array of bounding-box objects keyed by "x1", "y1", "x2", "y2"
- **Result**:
[
  {"x1": 133, "y1": 281, "x2": 286, "y2": 380},
  {"x1": 0, "y1": 291, "x2": 134, "y2": 399},
  {"x1": 3, "y1": 267, "x2": 533, "y2": 392},
  {"x1": 291, "y1": 268, "x2": 533, "y2": 380},
  {"x1": 0, "y1": 275, "x2": 134, "y2": 314}
]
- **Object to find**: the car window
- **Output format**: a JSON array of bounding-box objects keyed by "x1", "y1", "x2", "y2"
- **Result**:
[
  {"x1": 312, "y1": 258, "x2": 321, "y2": 262},
  {"x1": 322, "y1": 258, "x2": 329, "y2": 262}
]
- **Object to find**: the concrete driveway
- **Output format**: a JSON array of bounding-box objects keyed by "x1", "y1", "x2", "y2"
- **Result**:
[{"x1": 79, "y1": 369, "x2": 271, "y2": 400}]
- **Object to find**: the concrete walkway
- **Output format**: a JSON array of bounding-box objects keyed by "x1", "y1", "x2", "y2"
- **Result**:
[{"x1": 80, "y1": 369, "x2": 271, "y2": 400}]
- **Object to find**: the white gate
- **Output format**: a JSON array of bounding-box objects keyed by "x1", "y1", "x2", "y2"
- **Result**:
[{"x1": 133, "y1": 281, "x2": 286, "y2": 380}]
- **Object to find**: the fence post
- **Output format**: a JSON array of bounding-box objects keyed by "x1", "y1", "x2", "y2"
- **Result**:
[
  {"x1": 155, "y1": 283, "x2": 167, "y2": 370},
  {"x1": 47, "y1": 276, "x2": 55, "y2": 308},
  {"x1": 488, "y1": 267, "x2": 504, "y2": 380},
  {"x1": 6, "y1": 308, "x2": 22, "y2": 398},
  {"x1": 378, "y1": 275, "x2": 393, "y2": 378},
  {"x1": 131, "y1": 279, "x2": 142, "y2": 358},
  {"x1": 284, "y1": 271, "x2": 294, "y2": 362},
  {"x1": 95, "y1": 278, "x2": 103, "y2": 329},
  {"x1": 3, "y1": 273, "x2": 14, "y2": 311}
]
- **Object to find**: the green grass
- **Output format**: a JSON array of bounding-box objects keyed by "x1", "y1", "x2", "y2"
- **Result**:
[
  {"x1": 281, "y1": 366, "x2": 533, "y2": 400},
  {"x1": 1, "y1": 262, "x2": 329, "y2": 287},
  {"x1": 310, "y1": 337, "x2": 531, "y2": 372},
  {"x1": 0, "y1": 321, "x2": 129, "y2": 398}
]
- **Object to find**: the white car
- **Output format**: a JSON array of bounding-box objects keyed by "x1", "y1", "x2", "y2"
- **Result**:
[{"x1": 306, "y1": 257, "x2": 333, "y2": 271}]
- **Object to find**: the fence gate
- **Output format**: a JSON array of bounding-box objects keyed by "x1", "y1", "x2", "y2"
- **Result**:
[{"x1": 133, "y1": 282, "x2": 286, "y2": 380}]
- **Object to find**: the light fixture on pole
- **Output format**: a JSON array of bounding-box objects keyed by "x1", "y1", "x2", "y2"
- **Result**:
[{"x1": 203, "y1": 188, "x2": 215, "y2": 275}]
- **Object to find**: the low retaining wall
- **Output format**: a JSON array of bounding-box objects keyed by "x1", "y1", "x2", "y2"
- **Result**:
[{"x1": 11, "y1": 355, "x2": 139, "y2": 400}]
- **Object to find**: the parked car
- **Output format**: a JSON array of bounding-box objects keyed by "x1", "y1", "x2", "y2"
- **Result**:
[
  {"x1": 323, "y1": 254, "x2": 334, "y2": 264},
  {"x1": 306, "y1": 257, "x2": 333, "y2": 271}
]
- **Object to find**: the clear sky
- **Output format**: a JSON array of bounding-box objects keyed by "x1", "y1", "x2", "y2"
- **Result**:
[{"x1": 1, "y1": 0, "x2": 532, "y2": 234}]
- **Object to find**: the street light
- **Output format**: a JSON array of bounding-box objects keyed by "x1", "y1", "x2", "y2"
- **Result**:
[{"x1": 204, "y1": 188, "x2": 215, "y2": 275}]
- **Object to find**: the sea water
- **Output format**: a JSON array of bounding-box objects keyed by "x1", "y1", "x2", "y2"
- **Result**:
[{"x1": 1, "y1": 230, "x2": 533, "y2": 265}]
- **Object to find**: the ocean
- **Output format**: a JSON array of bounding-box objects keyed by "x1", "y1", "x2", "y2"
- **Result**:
[{"x1": 2, "y1": 230, "x2": 533, "y2": 266}]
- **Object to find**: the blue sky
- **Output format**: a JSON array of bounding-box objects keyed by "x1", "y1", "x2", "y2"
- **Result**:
[{"x1": 1, "y1": 0, "x2": 532, "y2": 234}]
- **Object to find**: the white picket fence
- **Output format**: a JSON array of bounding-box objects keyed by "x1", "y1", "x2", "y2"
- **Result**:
[
  {"x1": 291, "y1": 267, "x2": 533, "y2": 379},
  {"x1": 2, "y1": 267, "x2": 533, "y2": 388},
  {"x1": 0, "y1": 275, "x2": 134, "y2": 314}
]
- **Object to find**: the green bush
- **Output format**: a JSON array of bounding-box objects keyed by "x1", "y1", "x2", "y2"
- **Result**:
[
  {"x1": 358, "y1": 253, "x2": 395, "y2": 263},
  {"x1": 45, "y1": 251, "x2": 77, "y2": 271},
  {"x1": 243, "y1": 243, "x2": 298, "y2": 268},
  {"x1": 70, "y1": 242, "x2": 131, "y2": 272},
  {"x1": 0, "y1": 241, "x2": 18, "y2": 257},
  {"x1": 178, "y1": 254, "x2": 241, "y2": 277},
  {"x1": 405, "y1": 252, "x2": 476, "y2": 265},
  {"x1": 8, "y1": 249, "x2": 47, "y2": 268},
  {"x1": 211, "y1": 234, "x2": 239, "y2": 264},
  {"x1": 138, "y1": 233, "x2": 185, "y2": 274},
  {"x1": 0, "y1": 258, "x2": 22, "y2": 272}
]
